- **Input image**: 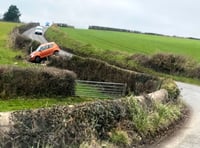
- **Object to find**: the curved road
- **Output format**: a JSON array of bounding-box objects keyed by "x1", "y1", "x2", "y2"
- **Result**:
[
  {"x1": 23, "y1": 27, "x2": 200, "y2": 148},
  {"x1": 155, "y1": 82, "x2": 200, "y2": 148},
  {"x1": 23, "y1": 26, "x2": 72, "y2": 57}
]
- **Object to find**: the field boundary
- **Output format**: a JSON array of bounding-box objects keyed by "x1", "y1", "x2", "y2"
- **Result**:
[{"x1": 76, "y1": 80, "x2": 127, "y2": 98}]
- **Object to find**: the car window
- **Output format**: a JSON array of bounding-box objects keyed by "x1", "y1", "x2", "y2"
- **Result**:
[
  {"x1": 38, "y1": 45, "x2": 47, "y2": 51},
  {"x1": 48, "y1": 44, "x2": 53, "y2": 48},
  {"x1": 36, "y1": 28, "x2": 42, "y2": 30},
  {"x1": 36, "y1": 46, "x2": 43, "y2": 51}
]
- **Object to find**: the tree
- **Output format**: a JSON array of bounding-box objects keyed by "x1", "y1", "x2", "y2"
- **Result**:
[{"x1": 3, "y1": 5, "x2": 21, "y2": 22}]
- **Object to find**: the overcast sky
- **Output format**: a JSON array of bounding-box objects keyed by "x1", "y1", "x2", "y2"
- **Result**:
[{"x1": 1, "y1": 0, "x2": 200, "y2": 38}]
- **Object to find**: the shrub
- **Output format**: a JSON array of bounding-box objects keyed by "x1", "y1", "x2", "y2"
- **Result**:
[
  {"x1": 126, "y1": 96, "x2": 151, "y2": 136},
  {"x1": 125, "y1": 95, "x2": 183, "y2": 137},
  {"x1": 127, "y1": 53, "x2": 150, "y2": 67},
  {"x1": 128, "y1": 53, "x2": 200, "y2": 80},
  {"x1": 0, "y1": 66, "x2": 76, "y2": 98},
  {"x1": 109, "y1": 129, "x2": 131, "y2": 146},
  {"x1": 9, "y1": 23, "x2": 40, "y2": 53},
  {"x1": 48, "y1": 55, "x2": 161, "y2": 95},
  {"x1": 160, "y1": 78, "x2": 180, "y2": 100},
  {"x1": 0, "y1": 93, "x2": 184, "y2": 147},
  {"x1": 189, "y1": 65, "x2": 200, "y2": 79},
  {"x1": 1, "y1": 99, "x2": 128, "y2": 147},
  {"x1": 149, "y1": 53, "x2": 186, "y2": 74}
]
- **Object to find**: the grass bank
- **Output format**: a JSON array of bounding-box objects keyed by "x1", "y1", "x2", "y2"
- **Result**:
[
  {"x1": 0, "y1": 22, "x2": 27, "y2": 66},
  {"x1": 60, "y1": 27, "x2": 200, "y2": 62},
  {"x1": 46, "y1": 26, "x2": 200, "y2": 84},
  {"x1": 0, "y1": 97, "x2": 103, "y2": 112}
]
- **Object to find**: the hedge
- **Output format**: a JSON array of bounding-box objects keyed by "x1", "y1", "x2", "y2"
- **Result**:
[
  {"x1": 0, "y1": 66, "x2": 76, "y2": 98},
  {"x1": 48, "y1": 55, "x2": 161, "y2": 95},
  {"x1": 129, "y1": 53, "x2": 200, "y2": 80},
  {"x1": 9, "y1": 23, "x2": 40, "y2": 53},
  {"x1": 1, "y1": 99, "x2": 128, "y2": 147},
  {"x1": 0, "y1": 92, "x2": 185, "y2": 147}
]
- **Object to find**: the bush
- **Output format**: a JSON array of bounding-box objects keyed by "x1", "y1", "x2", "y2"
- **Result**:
[
  {"x1": 189, "y1": 65, "x2": 200, "y2": 79},
  {"x1": 48, "y1": 55, "x2": 161, "y2": 95},
  {"x1": 109, "y1": 129, "x2": 131, "y2": 146},
  {"x1": 0, "y1": 66, "x2": 76, "y2": 98},
  {"x1": 17, "y1": 23, "x2": 39, "y2": 34},
  {"x1": 129, "y1": 53, "x2": 187, "y2": 75},
  {"x1": 0, "y1": 95, "x2": 184, "y2": 147},
  {"x1": 149, "y1": 53, "x2": 187, "y2": 74},
  {"x1": 127, "y1": 53, "x2": 150, "y2": 67},
  {"x1": 9, "y1": 23, "x2": 40, "y2": 53},
  {"x1": 129, "y1": 53, "x2": 200, "y2": 80},
  {"x1": 2, "y1": 99, "x2": 128, "y2": 147}
]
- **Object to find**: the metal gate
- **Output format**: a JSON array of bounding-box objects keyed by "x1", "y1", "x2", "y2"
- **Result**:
[{"x1": 76, "y1": 80, "x2": 127, "y2": 99}]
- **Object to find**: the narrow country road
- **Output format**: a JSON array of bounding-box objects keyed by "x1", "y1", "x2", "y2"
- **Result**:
[
  {"x1": 23, "y1": 26, "x2": 200, "y2": 148},
  {"x1": 23, "y1": 27, "x2": 48, "y2": 43},
  {"x1": 23, "y1": 26, "x2": 72, "y2": 57},
  {"x1": 155, "y1": 82, "x2": 200, "y2": 148}
]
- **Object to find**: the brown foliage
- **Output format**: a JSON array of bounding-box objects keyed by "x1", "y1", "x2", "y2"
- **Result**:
[
  {"x1": 1, "y1": 99, "x2": 128, "y2": 147},
  {"x1": 129, "y1": 53, "x2": 200, "y2": 80},
  {"x1": 149, "y1": 53, "x2": 186, "y2": 74},
  {"x1": 9, "y1": 23, "x2": 40, "y2": 53},
  {"x1": 48, "y1": 55, "x2": 161, "y2": 95},
  {"x1": 0, "y1": 66, "x2": 76, "y2": 98}
]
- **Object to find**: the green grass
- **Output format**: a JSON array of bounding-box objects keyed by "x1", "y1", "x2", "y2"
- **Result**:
[
  {"x1": 0, "y1": 22, "x2": 107, "y2": 111},
  {"x1": 126, "y1": 96, "x2": 182, "y2": 136},
  {"x1": 60, "y1": 28, "x2": 200, "y2": 62},
  {"x1": 76, "y1": 83, "x2": 111, "y2": 98},
  {"x1": 109, "y1": 129, "x2": 131, "y2": 145},
  {"x1": 46, "y1": 26, "x2": 200, "y2": 85},
  {"x1": 0, "y1": 21, "x2": 27, "y2": 66},
  {"x1": 0, "y1": 97, "x2": 98, "y2": 112}
]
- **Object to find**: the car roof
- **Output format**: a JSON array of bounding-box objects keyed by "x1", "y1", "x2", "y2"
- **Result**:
[
  {"x1": 36, "y1": 26, "x2": 43, "y2": 29},
  {"x1": 40, "y1": 42, "x2": 56, "y2": 46}
]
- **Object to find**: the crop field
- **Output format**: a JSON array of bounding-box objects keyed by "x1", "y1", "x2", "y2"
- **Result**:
[
  {"x1": 0, "y1": 21, "x2": 24, "y2": 65},
  {"x1": 60, "y1": 28, "x2": 200, "y2": 62}
]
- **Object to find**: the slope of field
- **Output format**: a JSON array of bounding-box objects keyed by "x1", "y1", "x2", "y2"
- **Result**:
[
  {"x1": 61, "y1": 28, "x2": 200, "y2": 62},
  {"x1": 0, "y1": 21, "x2": 24, "y2": 65}
]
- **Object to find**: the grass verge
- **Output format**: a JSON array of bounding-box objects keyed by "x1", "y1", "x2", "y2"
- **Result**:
[
  {"x1": 126, "y1": 96, "x2": 182, "y2": 137},
  {"x1": 0, "y1": 97, "x2": 104, "y2": 112},
  {"x1": 0, "y1": 21, "x2": 28, "y2": 66}
]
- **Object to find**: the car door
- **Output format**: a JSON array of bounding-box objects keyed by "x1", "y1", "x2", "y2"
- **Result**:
[
  {"x1": 45, "y1": 44, "x2": 54, "y2": 56},
  {"x1": 39, "y1": 45, "x2": 49, "y2": 58}
]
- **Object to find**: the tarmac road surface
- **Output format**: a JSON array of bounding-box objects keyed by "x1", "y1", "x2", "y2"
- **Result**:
[
  {"x1": 23, "y1": 26, "x2": 72, "y2": 57},
  {"x1": 24, "y1": 26, "x2": 200, "y2": 148},
  {"x1": 154, "y1": 82, "x2": 200, "y2": 148}
]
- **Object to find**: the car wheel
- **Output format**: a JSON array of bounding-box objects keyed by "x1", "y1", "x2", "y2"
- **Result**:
[
  {"x1": 54, "y1": 51, "x2": 59, "y2": 56},
  {"x1": 35, "y1": 56, "x2": 41, "y2": 63}
]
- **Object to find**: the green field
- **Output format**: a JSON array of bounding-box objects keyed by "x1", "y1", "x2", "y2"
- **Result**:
[
  {"x1": 59, "y1": 28, "x2": 200, "y2": 62},
  {"x1": 0, "y1": 22, "x2": 107, "y2": 111},
  {"x1": 0, "y1": 21, "x2": 25, "y2": 65}
]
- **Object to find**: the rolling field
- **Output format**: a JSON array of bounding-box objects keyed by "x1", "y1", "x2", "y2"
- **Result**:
[
  {"x1": 60, "y1": 28, "x2": 200, "y2": 62},
  {"x1": 0, "y1": 21, "x2": 24, "y2": 65},
  {"x1": 0, "y1": 22, "x2": 107, "y2": 111}
]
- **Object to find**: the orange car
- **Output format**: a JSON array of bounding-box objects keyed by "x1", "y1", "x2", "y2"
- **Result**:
[{"x1": 29, "y1": 42, "x2": 60, "y2": 63}]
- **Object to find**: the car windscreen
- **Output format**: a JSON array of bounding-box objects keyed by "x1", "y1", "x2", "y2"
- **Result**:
[
  {"x1": 36, "y1": 46, "x2": 42, "y2": 51},
  {"x1": 36, "y1": 28, "x2": 42, "y2": 30}
]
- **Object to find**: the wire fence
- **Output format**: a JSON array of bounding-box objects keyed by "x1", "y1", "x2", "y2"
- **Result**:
[{"x1": 76, "y1": 80, "x2": 127, "y2": 99}]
